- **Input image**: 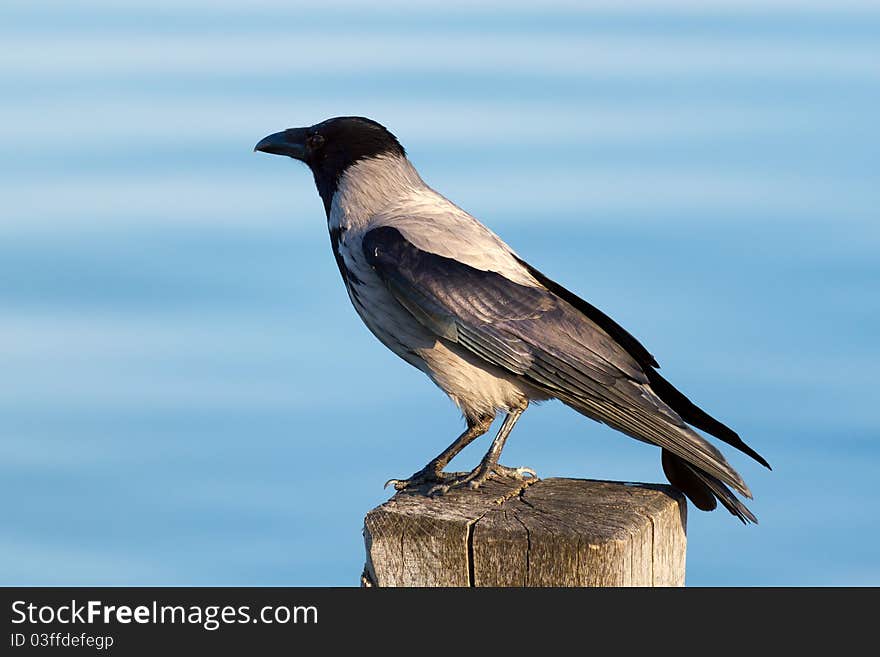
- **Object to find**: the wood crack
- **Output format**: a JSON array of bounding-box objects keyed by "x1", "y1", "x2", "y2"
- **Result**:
[
  {"x1": 466, "y1": 512, "x2": 487, "y2": 587},
  {"x1": 467, "y1": 478, "x2": 533, "y2": 586},
  {"x1": 512, "y1": 511, "x2": 531, "y2": 586}
]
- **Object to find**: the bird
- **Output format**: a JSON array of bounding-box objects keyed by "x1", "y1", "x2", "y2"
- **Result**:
[{"x1": 255, "y1": 116, "x2": 770, "y2": 523}]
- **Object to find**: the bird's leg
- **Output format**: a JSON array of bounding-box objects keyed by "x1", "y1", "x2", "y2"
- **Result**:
[
  {"x1": 385, "y1": 414, "x2": 494, "y2": 491},
  {"x1": 429, "y1": 404, "x2": 536, "y2": 495}
]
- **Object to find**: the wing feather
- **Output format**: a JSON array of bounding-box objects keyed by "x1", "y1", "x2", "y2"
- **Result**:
[{"x1": 362, "y1": 226, "x2": 752, "y2": 499}]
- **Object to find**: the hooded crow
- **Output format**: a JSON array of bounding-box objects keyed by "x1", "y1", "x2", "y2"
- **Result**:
[{"x1": 255, "y1": 116, "x2": 770, "y2": 523}]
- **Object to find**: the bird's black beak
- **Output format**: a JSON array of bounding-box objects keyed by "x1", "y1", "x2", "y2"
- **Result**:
[{"x1": 254, "y1": 127, "x2": 310, "y2": 161}]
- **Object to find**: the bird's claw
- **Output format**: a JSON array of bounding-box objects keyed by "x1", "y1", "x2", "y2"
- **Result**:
[
  {"x1": 427, "y1": 463, "x2": 538, "y2": 496},
  {"x1": 387, "y1": 463, "x2": 537, "y2": 496},
  {"x1": 501, "y1": 465, "x2": 538, "y2": 480},
  {"x1": 384, "y1": 467, "x2": 445, "y2": 491},
  {"x1": 384, "y1": 477, "x2": 426, "y2": 491}
]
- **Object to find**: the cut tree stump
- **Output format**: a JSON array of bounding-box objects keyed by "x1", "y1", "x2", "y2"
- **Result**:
[{"x1": 362, "y1": 476, "x2": 687, "y2": 587}]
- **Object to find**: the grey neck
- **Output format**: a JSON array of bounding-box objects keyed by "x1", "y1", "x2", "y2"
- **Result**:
[{"x1": 327, "y1": 154, "x2": 426, "y2": 232}]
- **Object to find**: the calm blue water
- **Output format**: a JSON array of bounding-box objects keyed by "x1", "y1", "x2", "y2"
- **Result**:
[{"x1": 2, "y1": 1, "x2": 878, "y2": 585}]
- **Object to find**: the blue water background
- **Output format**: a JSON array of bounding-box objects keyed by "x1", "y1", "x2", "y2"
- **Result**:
[{"x1": 1, "y1": 1, "x2": 878, "y2": 585}]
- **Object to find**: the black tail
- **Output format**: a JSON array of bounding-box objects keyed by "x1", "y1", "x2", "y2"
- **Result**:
[
  {"x1": 662, "y1": 450, "x2": 757, "y2": 524},
  {"x1": 517, "y1": 256, "x2": 770, "y2": 471},
  {"x1": 515, "y1": 257, "x2": 768, "y2": 520},
  {"x1": 647, "y1": 368, "x2": 771, "y2": 470}
]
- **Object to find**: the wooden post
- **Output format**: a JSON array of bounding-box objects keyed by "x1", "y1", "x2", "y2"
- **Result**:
[{"x1": 362, "y1": 476, "x2": 687, "y2": 587}]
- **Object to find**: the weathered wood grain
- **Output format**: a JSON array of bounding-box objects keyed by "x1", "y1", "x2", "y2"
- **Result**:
[{"x1": 362, "y1": 477, "x2": 687, "y2": 587}]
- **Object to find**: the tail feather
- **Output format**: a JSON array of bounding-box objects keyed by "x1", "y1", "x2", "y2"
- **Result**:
[
  {"x1": 515, "y1": 255, "x2": 768, "y2": 521},
  {"x1": 647, "y1": 368, "x2": 771, "y2": 470},
  {"x1": 661, "y1": 449, "x2": 716, "y2": 511},
  {"x1": 662, "y1": 450, "x2": 757, "y2": 524}
]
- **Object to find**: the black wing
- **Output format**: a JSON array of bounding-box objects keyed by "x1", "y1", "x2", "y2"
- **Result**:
[
  {"x1": 362, "y1": 226, "x2": 756, "y2": 508},
  {"x1": 516, "y1": 257, "x2": 770, "y2": 470}
]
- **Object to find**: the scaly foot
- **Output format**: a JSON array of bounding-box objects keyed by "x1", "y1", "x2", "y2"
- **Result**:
[
  {"x1": 384, "y1": 464, "x2": 446, "y2": 491},
  {"x1": 427, "y1": 463, "x2": 537, "y2": 496}
]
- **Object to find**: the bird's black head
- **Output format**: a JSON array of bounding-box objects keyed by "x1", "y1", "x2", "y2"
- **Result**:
[{"x1": 254, "y1": 116, "x2": 405, "y2": 215}]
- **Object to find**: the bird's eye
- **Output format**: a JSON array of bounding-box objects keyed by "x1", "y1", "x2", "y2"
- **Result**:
[{"x1": 307, "y1": 134, "x2": 325, "y2": 150}]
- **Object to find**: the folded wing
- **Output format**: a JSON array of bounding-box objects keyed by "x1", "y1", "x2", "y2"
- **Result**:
[{"x1": 362, "y1": 225, "x2": 757, "y2": 520}]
